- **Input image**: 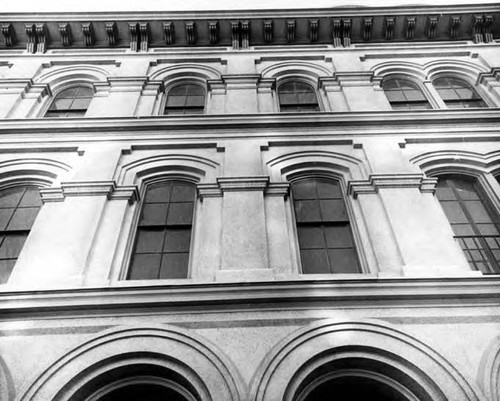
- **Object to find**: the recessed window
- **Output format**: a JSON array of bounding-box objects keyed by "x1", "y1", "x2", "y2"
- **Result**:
[
  {"x1": 278, "y1": 81, "x2": 320, "y2": 112},
  {"x1": 433, "y1": 77, "x2": 487, "y2": 109},
  {"x1": 435, "y1": 175, "x2": 500, "y2": 273},
  {"x1": 382, "y1": 78, "x2": 432, "y2": 110},
  {"x1": 291, "y1": 178, "x2": 360, "y2": 274},
  {"x1": 164, "y1": 84, "x2": 206, "y2": 115},
  {"x1": 128, "y1": 181, "x2": 195, "y2": 280},
  {"x1": 45, "y1": 86, "x2": 93, "y2": 117},
  {"x1": 0, "y1": 186, "x2": 42, "y2": 284}
]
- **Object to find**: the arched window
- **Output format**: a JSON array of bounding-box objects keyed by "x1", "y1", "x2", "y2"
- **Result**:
[
  {"x1": 435, "y1": 175, "x2": 500, "y2": 273},
  {"x1": 128, "y1": 181, "x2": 195, "y2": 280},
  {"x1": 432, "y1": 77, "x2": 487, "y2": 108},
  {"x1": 45, "y1": 85, "x2": 93, "y2": 117},
  {"x1": 164, "y1": 83, "x2": 206, "y2": 115},
  {"x1": 0, "y1": 186, "x2": 42, "y2": 284},
  {"x1": 278, "y1": 81, "x2": 320, "y2": 112},
  {"x1": 382, "y1": 78, "x2": 431, "y2": 110},
  {"x1": 291, "y1": 178, "x2": 360, "y2": 274}
]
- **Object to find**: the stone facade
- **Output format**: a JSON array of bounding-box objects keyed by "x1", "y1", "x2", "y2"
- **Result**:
[{"x1": 0, "y1": 3, "x2": 500, "y2": 401}]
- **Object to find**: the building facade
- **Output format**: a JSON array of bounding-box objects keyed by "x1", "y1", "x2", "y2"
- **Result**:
[{"x1": 0, "y1": 3, "x2": 500, "y2": 400}]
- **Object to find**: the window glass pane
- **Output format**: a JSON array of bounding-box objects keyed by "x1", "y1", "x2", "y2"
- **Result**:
[
  {"x1": 324, "y1": 225, "x2": 354, "y2": 248},
  {"x1": 166, "y1": 95, "x2": 186, "y2": 107},
  {"x1": 169, "y1": 85, "x2": 188, "y2": 96},
  {"x1": 19, "y1": 187, "x2": 42, "y2": 207},
  {"x1": 75, "y1": 86, "x2": 93, "y2": 96},
  {"x1": 291, "y1": 180, "x2": 317, "y2": 200},
  {"x1": 0, "y1": 209, "x2": 14, "y2": 230},
  {"x1": 135, "y1": 229, "x2": 164, "y2": 253},
  {"x1": 49, "y1": 98, "x2": 73, "y2": 110},
  {"x1": 0, "y1": 234, "x2": 27, "y2": 259},
  {"x1": 382, "y1": 79, "x2": 399, "y2": 90},
  {"x1": 327, "y1": 248, "x2": 360, "y2": 273},
  {"x1": 163, "y1": 229, "x2": 191, "y2": 253},
  {"x1": 71, "y1": 98, "x2": 92, "y2": 110},
  {"x1": 405, "y1": 90, "x2": 426, "y2": 101},
  {"x1": 128, "y1": 254, "x2": 161, "y2": 280},
  {"x1": 186, "y1": 85, "x2": 205, "y2": 95},
  {"x1": 0, "y1": 187, "x2": 24, "y2": 207},
  {"x1": 166, "y1": 203, "x2": 194, "y2": 225},
  {"x1": 159, "y1": 253, "x2": 189, "y2": 279},
  {"x1": 145, "y1": 184, "x2": 171, "y2": 203},
  {"x1": 299, "y1": 92, "x2": 318, "y2": 104},
  {"x1": 477, "y1": 223, "x2": 500, "y2": 235},
  {"x1": 437, "y1": 89, "x2": 460, "y2": 100},
  {"x1": 440, "y1": 201, "x2": 468, "y2": 223},
  {"x1": 300, "y1": 249, "x2": 329, "y2": 274},
  {"x1": 320, "y1": 199, "x2": 347, "y2": 222},
  {"x1": 185, "y1": 95, "x2": 205, "y2": 107},
  {"x1": 278, "y1": 93, "x2": 297, "y2": 105},
  {"x1": 317, "y1": 181, "x2": 342, "y2": 199},
  {"x1": 386, "y1": 91, "x2": 405, "y2": 102},
  {"x1": 455, "y1": 88, "x2": 475, "y2": 100},
  {"x1": 279, "y1": 81, "x2": 318, "y2": 110},
  {"x1": 294, "y1": 200, "x2": 321, "y2": 222},
  {"x1": 170, "y1": 183, "x2": 195, "y2": 202},
  {"x1": 140, "y1": 203, "x2": 168, "y2": 225},
  {"x1": 7, "y1": 208, "x2": 40, "y2": 230},
  {"x1": 297, "y1": 226, "x2": 325, "y2": 249},
  {"x1": 0, "y1": 259, "x2": 16, "y2": 284},
  {"x1": 450, "y1": 223, "x2": 475, "y2": 236},
  {"x1": 465, "y1": 200, "x2": 494, "y2": 223}
]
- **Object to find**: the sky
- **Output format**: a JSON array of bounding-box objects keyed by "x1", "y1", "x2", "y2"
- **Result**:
[{"x1": 2, "y1": 0, "x2": 499, "y2": 13}]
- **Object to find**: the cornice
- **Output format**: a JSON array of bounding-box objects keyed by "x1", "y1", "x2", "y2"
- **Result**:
[
  {"x1": 40, "y1": 181, "x2": 139, "y2": 203},
  {"x1": 348, "y1": 174, "x2": 437, "y2": 198},
  {"x1": 1, "y1": 109, "x2": 500, "y2": 134},
  {"x1": 1, "y1": 5, "x2": 499, "y2": 52},
  {"x1": 0, "y1": 276, "x2": 499, "y2": 315}
]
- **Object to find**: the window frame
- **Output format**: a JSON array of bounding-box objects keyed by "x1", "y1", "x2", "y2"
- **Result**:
[
  {"x1": 43, "y1": 83, "x2": 94, "y2": 118},
  {"x1": 288, "y1": 175, "x2": 363, "y2": 275},
  {"x1": 382, "y1": 76, "x2": 433, "y2": 111},
  {"x1": 162, "y1": 81, "x2": 207, "y2": 116},
  {"x1": 277, "y1": 79, "x2": 322, "y2": 113},
  {"x1": 126, "y1": 179, "x2": 197, "y2": 281},
  {"x1": 431, "y1": 75, "x2": 491, "y2": 109}
]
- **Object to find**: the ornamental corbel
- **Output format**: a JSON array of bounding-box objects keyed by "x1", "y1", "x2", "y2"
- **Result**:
[
  {"x1": 286, "y1": 20, "x2": 296, "y2": 43},
  {"x1": 185, "y1": 21, "x2": 195, "y2": 45},
  {"x1": 129, "y1": 23, "x2": 139, "y2": 52},
  {"x1": 241, "y1": 20, "x2": 250, "y2": 49},
  {"x1": 385, "y1": 17, "x2": 395, "y2": 40},
  {"x1": 450, "y1": 16, "x2": 461, "y2": 39},
  {"x1": 208, "y1": 21, "x2": 219, "y2": 45},
  {"x1": 139, "y1": 22, "x2": 149, "y2": 51},
  {"x1": 2, "y1": 23, "x2": 14, "y2": 47},
  {"x1": 427, "y1": 16, "x2": 439, "y2": 39},
  {"x1": 263, "y1": 20, "x2": 273, "y2": 43},
  {"x1": 25, "y1": 24, "x2": 36, "y2": 53},
  {"x1": 106, "y1": 22, "x2": 118, "y2": 46},
  {"x1": 309, "y1": 19, "x2": 318, "y2": 42},
  {"x1": 82, "y1": 22, "x2": 95, "y2": 46},
  {"x1": 58, "y1": 23, "x2": 72, "y2": 47},
  {"x1": 406, "y1": 17, "x2": 416, "y2": 40},
  {"x1": 35, "y1": 23, "x2": 48, "y2": 53},
  {"x1": 163, "y1": 21, "x2": 175, "y2": 45},
  {"x1": 363, "y1": 17, "x2": 373, "y2": 41}
]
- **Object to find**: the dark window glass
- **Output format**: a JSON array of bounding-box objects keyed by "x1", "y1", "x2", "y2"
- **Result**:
[
  {"x1": 436, "y1": 175, "x2": 500, "y2": 273},
  {"x1": 291, "y1": 178, "x2": 360, "y2": 274},
  {"x1": 278, "y1": 81, "x2": 320, "y2": 112},
  {"x1": 382, "y1": 78, "x2": 432, "y2": 110},
  {"x1": 164, "y1": 84, "x2": 206, "y2": 115},
  {"x1": 45, "y1": 86, "x2": 93, "y2": 118},
  {"x1": 0, "y1": 186, "x2": 42, "y2": 283},
  {"x1": 128, "y1": 181, "x2": 195, "y2": 280},
  {"x1": 433, "y1": 77, "x2": 488, "y2": 108}
]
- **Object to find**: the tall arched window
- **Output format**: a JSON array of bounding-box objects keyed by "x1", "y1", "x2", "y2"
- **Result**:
[
  {"x1": 45, "y1": 85, "x2": 93, "y2": 117},
  {"x1": 432, "y1": 77, "x2": 488, "y2": 108},
  {"x1": 435, "y1": 175, "x2": 500, "y2": 273},
  {"x1": 164, "y1": 83, "x2": 206, "y2": 115},
  {"x1": 291, "y1": 178, "x2": 360, "y2": 274},
  {"x1": 128, "y1": 181, "x2": 195, "y2": 280},
  {"x1": 0, "y1": 186, "x2": 42, "y2": 284},
  {"x1": 382, "y1": 78, "x2": 431, "y2": 110},
  {"x1": 278, "y1": 81, "x2": 320, "y2": 112}
]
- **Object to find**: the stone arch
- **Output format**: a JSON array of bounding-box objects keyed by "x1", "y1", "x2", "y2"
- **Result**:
[
  {"x1": 372, "y1": 61, "x2": 427, "y2": 82},
  {"x1": 36, "y1": 65, "x2": 109, "y2": 94},
  {"x1": 0, "y1": 157, "x2": 71, "y2": 189},
  {"x1": 249, "y1": 319, "x2": 485, "y2": 401},
  {"x1": 150, "y1": 64, "x2": 222, "y2": 85},
  {"x1": 261, "y1": 61, "x2": 333, "y2": 84},
  {"x1": 17, "y1": 325, "x2": 244, "y2": 401},
  {"x1": 424, "y1": 59, "x2": 489, "y2": 83},
  {"x1": 477, "y1": 334, "x2": 500, "y2": 401}
]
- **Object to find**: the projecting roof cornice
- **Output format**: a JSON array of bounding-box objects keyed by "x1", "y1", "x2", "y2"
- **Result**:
[{"x1": 1, "y1": 4, "x2": 499, "y2": 53}]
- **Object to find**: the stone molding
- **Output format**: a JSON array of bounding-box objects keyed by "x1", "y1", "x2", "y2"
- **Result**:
[
  {"x1": 197, "y1": 176, "x2": 289, "y2": 199},
  {"x1": 348, "y1": 173, "x2": 437, "y2": 198},
  {"x1": 40, "y1": 181, "x2": 139, "y2": 203},
  {"x1": 208, "y1": 74, "x2": 276, "y2": 93},
  {"x1": 331, "y1": 71, "x2": 383, "y2": 88}
]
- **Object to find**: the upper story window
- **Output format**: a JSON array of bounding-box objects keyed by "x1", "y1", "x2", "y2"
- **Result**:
[
  {"x1": 127, "y1": 181, "x2": 195, "y2": 280},
  {"x1": 435, "y1": 175, "x2": 500, "y2": 273},
  {"x1": 278, "y1": 81, "x2": 320, "y2": 112},
  {"x1": 164, "y1": 83, "x2": 206, "y2": 115},
  {"x1": 0, "y1": 186, "x2": 42, "y2": 284},
  {"x1": 291, "y1": 178, "x2": 360, "y2": 274},
  {"x1": 382, "y1": 78, "x2": 432, "y2": 110},
  {"x1": 432, "y1": 77, "x2": 488, "y2": 109},
  {"x1": 45, "y1": 86, "x2": 93, "y2": 117}
]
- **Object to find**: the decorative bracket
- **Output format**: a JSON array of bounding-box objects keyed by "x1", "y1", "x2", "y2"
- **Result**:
[
  {"x1": 332, "y1": 18, "x2": 351, "y2": 47},
  {"x1": 385, "y1": 17, "x2": 395, "y2": 40},
  {"x1": 406, "y1": 17, "x2": 416, "y2": 40},
  {"x1": 163, "y1": 21, "x2": 174, "y2": 45},
  {"x1": 473, "y1": 15, "x2": 484, "y2": 43},
  {"x1": 427, "y1": 16, "x2": 439, "y2": 39},
  {"x1": 25, "y1": 24, "x2": 36, "y2": 53},
  {"x1": 309, "y1": 19, "x2": 318, "y2": 42},
  {"x1": 286, "y1": 19, "x2": 296, "y2": 43},
  {"x1": 332, "y1": 18, "x2": 341, "y2": 47},
  {"x1": 263, "y1": 20, "x2": 273, "y2": 43},
  {"x1": 36, "y1": 23, "x2": 48, "y2": 53},
  {"x1": 241, "y1": 20, "x2": 250, "y2": 49},
  {"x1": 129, "y1": 23, "x2": 139, "y2": 51},
  {"x1": 484, "y1": 15, "x2": 494, "y2": 43},
  {"x1": 343, "y1": 18, "x2": 351, "y2": 47},
  {"x1": 82, "y1": 22, "x2": 95, "y2": 46},
  {"x1": 185, "y1": 21, "x2": 195, "y2": 45},
  {"x1": 450, "y1": 16, "x2": 461, "y2": 39},
  {"x1": 139, "y1": 22, "x2": 149, "y2": 51},
  {"x1": 208, "y1": 21, "x2": 219, "y2": 44},
  {"x1": 231, "y1": 21, "x2": 240, "y2": 49},
  {"x1": 58, "y1": 23, "x2": 72, "y2": 47},
  {"x1": 363, "y1": 17, "x2": 373, "y2": 41},
  {"x1": 106, "y1": 22, "x2": 118, "y2": 46},
  {"x1": 2, "y1": 23, "x2": 14, "y2": 47}
]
